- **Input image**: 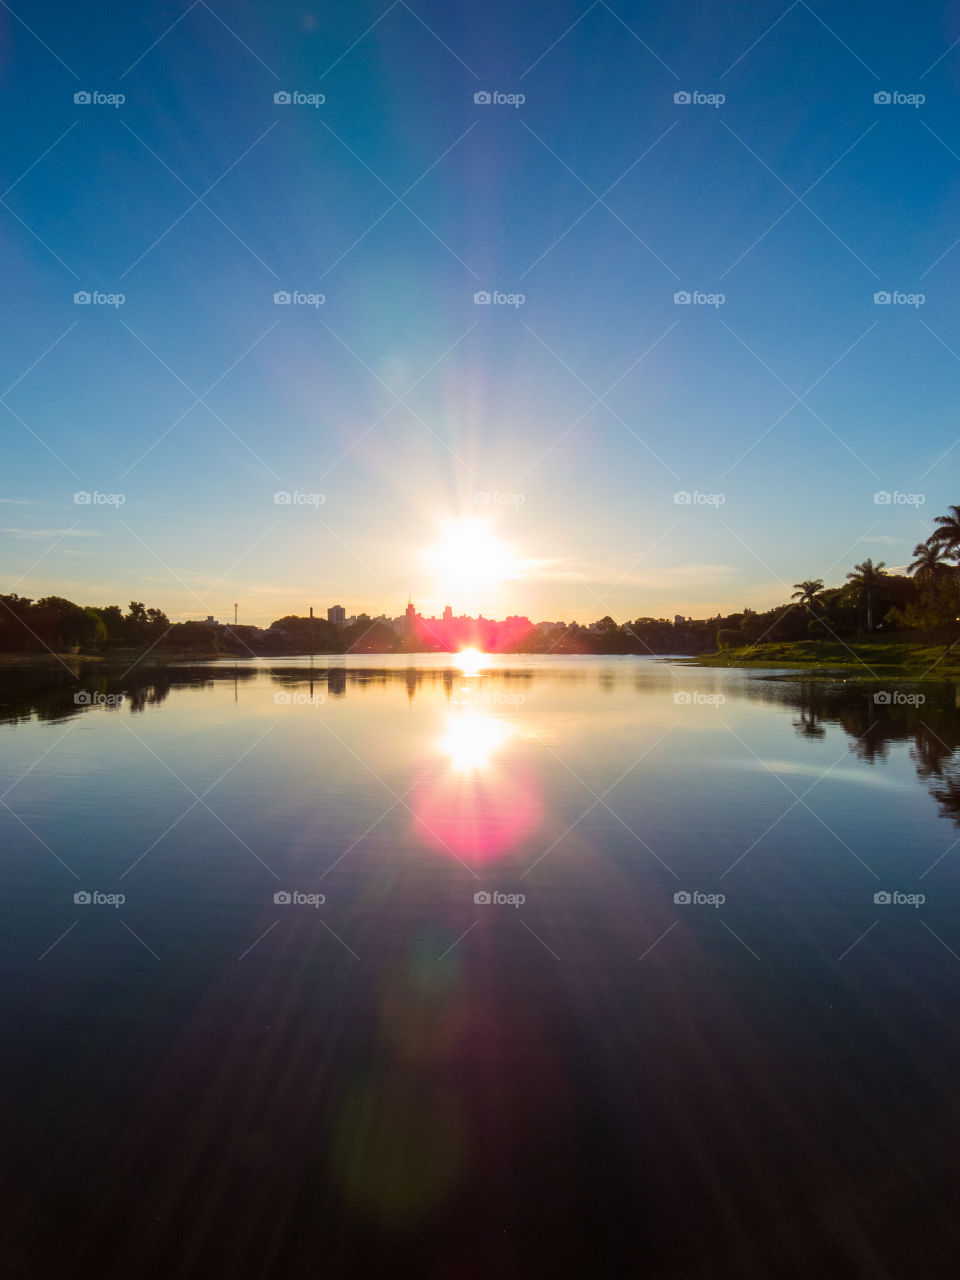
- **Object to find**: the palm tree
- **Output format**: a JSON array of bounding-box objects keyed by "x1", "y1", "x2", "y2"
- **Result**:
[
  {"x1": 928, "y1": 509, "x2": 960, "y2": 610},
  {"x1": 908, "y1": 540, "x2": 950, "y2": 584},
  {"x1": 791, "y1": 579, "x2": 824, "y2": 610},
  {"x1": 845, "y1": 559, "x2": 887, "y2": 634},
  {"x1": 929, "y1": 505, "x2": 960, "y2": 559}
]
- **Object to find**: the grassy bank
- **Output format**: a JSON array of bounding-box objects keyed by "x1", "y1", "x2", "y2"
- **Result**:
[
  {"x1": 0, "y1": 649, "x2": 224, "y2": 669},
  {"x1": 695, "y1": 635, "x2": 960, "y2": 678}
]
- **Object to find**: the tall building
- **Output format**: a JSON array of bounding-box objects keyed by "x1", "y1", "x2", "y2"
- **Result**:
[{"x1": 327, "y1": 605, "x2": 346, "y2": 629}]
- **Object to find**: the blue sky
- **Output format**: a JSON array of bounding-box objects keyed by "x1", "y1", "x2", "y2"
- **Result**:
[{"x1": 3, "y1": 0, "x2": 960, "y2": 623}]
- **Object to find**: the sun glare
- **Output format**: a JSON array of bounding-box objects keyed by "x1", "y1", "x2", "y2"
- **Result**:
[
  {"x1": 454, "y1": 647, "x2": 486, "y2": 676},
  {"x1": 424, "y1": 519, "x2": 518, "y2": 605}
]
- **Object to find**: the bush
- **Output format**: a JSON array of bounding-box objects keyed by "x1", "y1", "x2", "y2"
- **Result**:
[{"x1": 717, "y1": 629, "x2": 747, "y2": 649}]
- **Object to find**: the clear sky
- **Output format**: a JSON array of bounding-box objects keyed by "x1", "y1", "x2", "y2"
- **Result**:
[{"x1": 3, "y1": 0, "x2": 960, "y2": 623}]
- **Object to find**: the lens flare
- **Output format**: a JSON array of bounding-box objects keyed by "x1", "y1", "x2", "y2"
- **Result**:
[{"x1": 412, "y1": 707, "x2": 542, "y2": 863}]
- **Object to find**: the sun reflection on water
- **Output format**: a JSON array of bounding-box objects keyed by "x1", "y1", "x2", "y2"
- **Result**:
[{"x1": 437, "y1": 711, "x2": 513, "y2": 772}]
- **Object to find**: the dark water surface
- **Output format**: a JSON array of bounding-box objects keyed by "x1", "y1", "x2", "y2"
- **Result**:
[{"x1": 2, "y1": 655, "x2": 960, "y2": 1278}]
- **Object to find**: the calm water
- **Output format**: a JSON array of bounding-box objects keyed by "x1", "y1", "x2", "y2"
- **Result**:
[{"x1": 2, "y1": 655, "x2": 960, "y2": 1278}]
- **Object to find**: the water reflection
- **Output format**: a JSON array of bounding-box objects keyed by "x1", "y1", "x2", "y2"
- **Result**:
[
  {"x1": 413, "y1": 704, "x2": 541, "y2": 865},
  {"x1": 437, "y1": 711, "x2": 513, "y2": 772},
  {"x1": 6, "y1": 658, "x2": 960, "y2": 1274},
  {"x1": 8, "y1": 661, "x2": 960, "y2": 837}
]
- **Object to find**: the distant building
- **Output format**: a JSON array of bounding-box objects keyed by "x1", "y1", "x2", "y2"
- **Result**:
[
  {"x1": 327, "y1": 605, "x2": 346, "y2": 629},
  {"x1": 536, "y1": 621, "x2": 565, "y2": 634},
  {"x1": 202, "y1": 615, "x2": 218, "y2": 627},
  {"x1": 674, "y1": 615, "x2": 685, "y2": 627}
]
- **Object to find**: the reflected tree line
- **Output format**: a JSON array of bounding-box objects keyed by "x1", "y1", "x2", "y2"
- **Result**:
[
  {"x1": 0, "y1": 663, "x2": 540, "y2": 724},
  {"x1": 745, "y1": 679, "x2": 960, "y2": 827},
  {"x1": 6, "y1": 662, "x2": 960, "y2": 828}
]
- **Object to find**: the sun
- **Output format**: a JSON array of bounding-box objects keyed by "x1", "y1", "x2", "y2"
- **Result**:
[
  {"x1": 454, "y1": 647, "x2": 486, "y2": 675},
  {"x1": 424, "y1": 519, "x2": 518, "y2": 605}
]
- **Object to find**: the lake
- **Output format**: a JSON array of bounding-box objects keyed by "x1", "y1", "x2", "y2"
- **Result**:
[{"x1": 2, "y1": 654, "x2": 959, "y2": 1277}]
